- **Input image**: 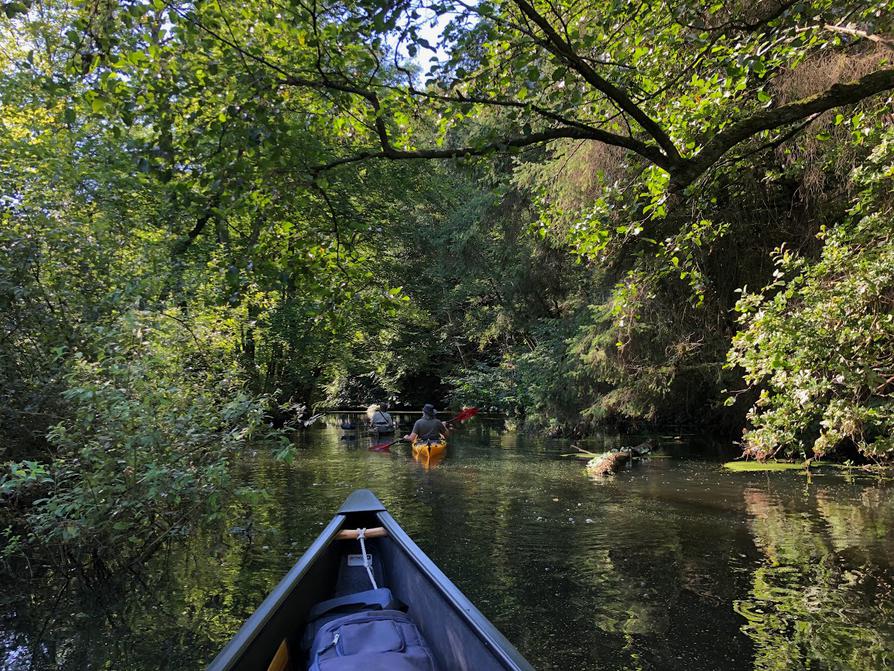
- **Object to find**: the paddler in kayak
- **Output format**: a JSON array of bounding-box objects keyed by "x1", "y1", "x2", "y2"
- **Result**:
[
  {"x1": 367, "y1": 403, "x2": 395, "y2": 433},
  {"x1": 403, "y1": 403, "x2": 450, "y2": 444}
]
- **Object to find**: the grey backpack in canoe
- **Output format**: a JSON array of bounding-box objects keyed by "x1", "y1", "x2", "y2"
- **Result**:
[
  {"x1": 302, "y1": 587, "x2": 437, "y2": 670},
  {"x1": 307, "y1": 608, "x2": 436, "y2": 670}
]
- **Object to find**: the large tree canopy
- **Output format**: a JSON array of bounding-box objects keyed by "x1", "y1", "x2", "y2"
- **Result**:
[
  {"x1": 7, "y1": 1, "x2": 890, "y2": 184},
  {"x1": 116, "y1": 0, "x2": 894, "y2": 193}
]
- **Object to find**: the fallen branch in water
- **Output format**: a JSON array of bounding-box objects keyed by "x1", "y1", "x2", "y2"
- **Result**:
[
  {"x1": 586, "y1": 440, "x2": 654, "y2": 476},
  {"x1": 561, "y1": 444, "x2": 599, "y2": 459},
  {"x1": 587, "y1": 451, "x2": 631, "y2": 476}
]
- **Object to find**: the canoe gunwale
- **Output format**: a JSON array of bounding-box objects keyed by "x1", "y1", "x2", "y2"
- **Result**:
[
  {"x1": 206, "y1": 489, "x2": 534, "y2": 671},
  {"x1": 376, "y1": 510, "x2": 534, "y2": 671},
  {"x1": 206, "y1": 513, "x2": 345, "y2": 671}
]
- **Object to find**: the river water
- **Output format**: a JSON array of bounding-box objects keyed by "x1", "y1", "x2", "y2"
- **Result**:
[{"x1": 3, "y1": 416, "x2": 894, "y2": 670}]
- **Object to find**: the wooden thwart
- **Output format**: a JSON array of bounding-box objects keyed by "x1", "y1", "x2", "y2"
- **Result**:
[{"x1": 335, "y1": 526, "x2": 387, "y2": 541}]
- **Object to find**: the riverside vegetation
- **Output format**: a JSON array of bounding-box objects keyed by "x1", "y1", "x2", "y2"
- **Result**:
[{"x1": 1, "y1": 0, "x2": 893, "y2": 570}]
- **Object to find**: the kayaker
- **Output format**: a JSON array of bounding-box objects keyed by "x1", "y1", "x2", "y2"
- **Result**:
[
  {"x1": 369, "y1": 403, "x2": 394, "y2": 431},
  {"x1": 404, "y1": 404, "x2": 449, "y2": 443}
]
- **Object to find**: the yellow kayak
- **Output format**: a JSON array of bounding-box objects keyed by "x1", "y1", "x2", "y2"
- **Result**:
[
  {"x1": 413, "y1": 450, "x2": 444, "y2": 470},
  {"x1": 412, "y1": 440, "x2": 447, "y2": 459}
]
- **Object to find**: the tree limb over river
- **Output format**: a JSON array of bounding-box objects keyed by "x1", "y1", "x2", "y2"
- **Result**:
[{"x1": 171, "y1": 0, "x2": 894, "y2": 194}]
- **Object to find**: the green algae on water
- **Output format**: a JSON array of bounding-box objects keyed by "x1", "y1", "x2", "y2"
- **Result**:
[{"x1": 723, "y1": 461, "x2": 805, "y2": 472}]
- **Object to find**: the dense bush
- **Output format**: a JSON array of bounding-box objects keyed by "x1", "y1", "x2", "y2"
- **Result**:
[
  {"x1": 0, "y1": 311, "x2": 280, "y2": 570},
  {"x1": 730, "y1": 131, "x2": 894, "y2": 461}
]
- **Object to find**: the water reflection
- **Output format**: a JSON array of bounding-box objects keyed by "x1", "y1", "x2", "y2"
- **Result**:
[
  {"x1": 737, "y1": 485, "x2": 894, "y2": 670},
  {"x1": 2, "y1": 417, "x2": 893, "y2": 670},
  {"x1": 412, "y1": 450, "x2": 445, "y2": 470}
]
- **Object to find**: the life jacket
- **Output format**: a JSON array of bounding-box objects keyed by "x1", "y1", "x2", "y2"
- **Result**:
[{"x1": 371, "y1": 411, "x2": 393, "y2": 427}]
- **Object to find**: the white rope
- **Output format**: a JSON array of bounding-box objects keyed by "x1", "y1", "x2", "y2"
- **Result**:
[{"x1": 356, "y1": 528, "x2": 378, "y2": 590}]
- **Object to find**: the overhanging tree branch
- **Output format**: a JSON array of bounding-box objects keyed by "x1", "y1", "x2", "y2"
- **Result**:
[
  {"x1": 169, "y1": 0, "x2": 668, "y2": 173},
  {"x1": 168, "y1": 0, "x2": 894, "y2": 198},
  {"x1": 509, "y1": 0, "x2": 682, "y2": 164},
  {"x1": 310, "y1": 124, "x2": 671, "y2": 174},
  {"x1": 817, "y1": 23, "x2": 894, "y2": 47},
  {"x1": 673, "y1": 67, "x2": 894, "y2": 189},
  {"x1": 299, "y1": 65, "x2": 894, "y2": 189}
]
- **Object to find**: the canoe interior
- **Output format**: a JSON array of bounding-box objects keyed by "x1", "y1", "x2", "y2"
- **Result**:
[{"x1": 208, "y1": 490, "x2": 532, "y2": 671}]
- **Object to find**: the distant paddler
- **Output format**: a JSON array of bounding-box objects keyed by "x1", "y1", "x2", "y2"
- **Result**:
[
  {"x1": 367, "y1": 403, "x2": 395, "y2": 434},
  {"x1": 404, "y1": 404, "x2": 450, "y2": 444},
  {"x1": 371, "y1": 406, "x2": 476, "y2": 452}
]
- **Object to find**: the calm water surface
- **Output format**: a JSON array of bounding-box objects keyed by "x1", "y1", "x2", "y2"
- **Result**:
[{"x1": 3, "y1": 417, "x2": 894, "y2": 670}]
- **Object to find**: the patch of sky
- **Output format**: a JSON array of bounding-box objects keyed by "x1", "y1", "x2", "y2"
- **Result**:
[{"x1": 385, "y1": 4, "x2": 469, "y2": 80}]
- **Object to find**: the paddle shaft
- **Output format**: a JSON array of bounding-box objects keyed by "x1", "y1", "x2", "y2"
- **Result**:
[{"x1": 371, "y1": 437, "x2": 406, "y2": 451}]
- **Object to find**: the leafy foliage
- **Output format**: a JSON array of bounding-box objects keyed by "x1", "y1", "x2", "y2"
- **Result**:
[
  {"x1": 1, "y1": 310, "x2": 277, "y2": 569},
  {"x1": 1, "y1": 0, "x2": 893, "y2": 580},
  {"x1": 730, "y1": 130, "x2": 894, "y2": 461}
]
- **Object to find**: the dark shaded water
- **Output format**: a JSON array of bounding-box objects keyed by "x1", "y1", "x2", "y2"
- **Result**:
[{"x1": 3, "y1": 417, "x2": 894, "y2": 670}]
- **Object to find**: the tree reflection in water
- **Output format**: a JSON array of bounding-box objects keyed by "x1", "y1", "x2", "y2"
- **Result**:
[
  {"x1": 737, "y1": 484, "x2": 894, "y2": 670},
  {"x1": 2, "y1": 424, "x2": 894, "y2": 670}
]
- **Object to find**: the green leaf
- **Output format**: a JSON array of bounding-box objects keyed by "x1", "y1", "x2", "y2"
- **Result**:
[{"x1": 3, "y1": 2, "x2": 28, "y2": 19}]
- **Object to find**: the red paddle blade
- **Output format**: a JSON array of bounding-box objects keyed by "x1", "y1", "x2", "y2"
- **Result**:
[
  {"x1": 370, "y1": 438, "x2": 399, "y2": 451},
  {"x1": 453, "y1": 407, "x2": 479, "y2": 423}
]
